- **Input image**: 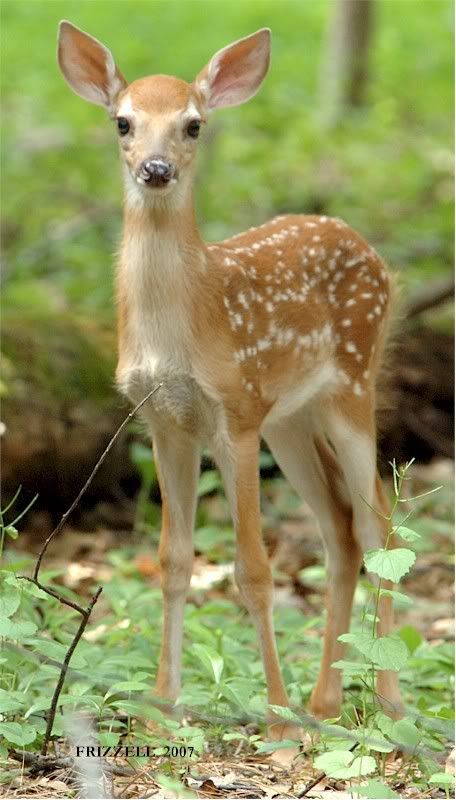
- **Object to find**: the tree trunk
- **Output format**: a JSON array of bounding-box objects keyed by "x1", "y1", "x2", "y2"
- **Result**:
[{"x1": 320, "y1": 0, "x2": 375, "y2": 125}]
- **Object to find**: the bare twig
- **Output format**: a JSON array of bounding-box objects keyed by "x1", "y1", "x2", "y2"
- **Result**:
[
  {"x1": 42, "y1": 588, "x2": 102, "y2": 754},
  {"x1": 297, "y1": 744, "x2": 357, "y2": 797},
  {"x1": 16, "y1": 385, "x2": 162, "y2": 755},
  {"x1": 297, "y1": 770, "x2": 327, "y2": 797},
  {"x1": 32, "y1": 384, "x2": 162, "y2": 582},
  {"x1": 9, "y1": 749, "x2": 135, "y2": 777}
]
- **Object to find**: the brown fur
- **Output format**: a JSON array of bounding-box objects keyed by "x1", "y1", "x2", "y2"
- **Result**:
[{"x1": 58, "y1": 21, "x2": 404, "y2": 740}]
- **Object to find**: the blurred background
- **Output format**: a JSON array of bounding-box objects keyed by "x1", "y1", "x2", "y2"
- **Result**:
[{"x1": 1, "y1": 0, "x2": 453, "y2": 539}]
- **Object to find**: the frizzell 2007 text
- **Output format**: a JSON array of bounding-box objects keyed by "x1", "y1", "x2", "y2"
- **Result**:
[{"x1": 74, "y1": 745, "x2": 194, "y2": 758}]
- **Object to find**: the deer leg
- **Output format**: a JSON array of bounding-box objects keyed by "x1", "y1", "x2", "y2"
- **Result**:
[
  {"x1": 325, "y1": 398, "x2": 404, "y2": 718},
  {"x1": 152, "y1": 429, "x2": 200, "y2": 703},
  {"x1": 264, "y1": 418, "x2": 362, "y2": 720},
  {"x1": 216, "y1": 429, "x2": 297, "y2": 742}
]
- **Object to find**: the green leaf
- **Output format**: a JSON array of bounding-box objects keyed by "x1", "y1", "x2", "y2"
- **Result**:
[
  {"x1": 365, "y1": 732, "x2": 395, "y2": 753},
  {"x1": 0, "y1": 588, "x2": 20, "y2": 617},
  {"x1": 0, "y1": 618, "x2": 37, "y2": 639},
  {"x1": 399, "y1": 624, "x2": 423, "y2": 654},
  {"x1": 322, "y1": 724, "x2": 353, "y2": 740},
  {"x1": 375, "y1": 712, "x2": 394, "y2": 738},
  {"x1": 338, "y1": 633, "x2": 409, "y2": 671},
  {"x1": 313, "y1": 749, "x2": 354, "y2": 776},
  {"x1": 197, "y1": 470, "x2": 222, "y2": 497},
  {"x1": 395, "y1": 525, "x2": 421, "y2": 542},
  {"x1": 25, "y1": 638, "x2": 87, "y2": 669},
  {"x1": 190, "y1": 643, "x2": 224, "y2": 684},
  {"x1": 331, "y1": 660, "x2": 372, "y2": 675},
  {"x1": 347, "y1": 756, "x2": 377, "y2": 779},
  {"x1": 364, "y1": 548, "x2": 416, "y2": 582},
  {"x1": 390, "y1": 719, "x2": 421, "y2": 748},
  {"x1": 108, "y1": 681, "x2": 149, "y2": 692},
  {"x1": 315, "y1": 750, "x2": 376, "y2": 779},
  {"x1": 98, "y1": 732, "x2": 120, "y2": 747},
  {"x1": 6, "y1": 575, "x2": 50, "y2": 600},
  {"x1": 0, "y1": 689, "x2": 25, "y2": 714},
  {"x1": 378, "y1": 588, "x2": 413, "y2": 608},
  {"x1": 0, "y1": 722, "x2": 37, "y2": 746},
  {"x1": 220, "y1": 682, "x2": 249, "y2": 710},
  {"x1": 256, "y1": 739, "x2": 300, "y2": 753},
  {"x1": 429, "y1": 773, "x2": 455, "y2": 788},
  {"x1": 174, "y1": 727, "x2": 205, "y2": 740},
  {"x1": 268, "y1": 704, "x2": 302, "y2": 724},
  {"x1": 4, "y1": 526, "x2": 18, "y2": 539},
  {"x1": 130, "y1": 442, "x2": 156, "y2": 484},
  {"x1": 352, "y1": 779, "x2": 400, "y2": 798}
]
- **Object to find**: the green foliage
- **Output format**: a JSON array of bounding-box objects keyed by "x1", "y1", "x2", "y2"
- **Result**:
[
  {"x1": 314, "y1": 750, "x2": 377, "y2": 780},
  {"x1": 338, "y1": 633, "x2": 409, "y2": 671},
  {"x1": 1, "y1": 0, "x2": 453, "y2": 322},
  {"x1": 364, "y1": 548, "x2": 416, "y2": 583},
  {"x1": 1, "y1": 461, "x2": 453, "y2": 798},
  {"x1": 353, "y1": 781, "x2": 400, "y2": 799}
]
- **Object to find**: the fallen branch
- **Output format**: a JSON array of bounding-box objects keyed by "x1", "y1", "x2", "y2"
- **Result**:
[
  {"x1": 17, "y1": 384, "x2": 162, "y2": 755},
  {"x1": 297, "y1": 744, "x2": 358, "y2": 797},
  {"x1": 9, "y1": 749, "x2": 135, "y2": 777},
  {"x1": 406, "y1": 275, "x2": 454, "y2": 318}
]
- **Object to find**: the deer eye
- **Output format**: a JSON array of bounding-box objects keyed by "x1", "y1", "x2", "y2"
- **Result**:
[
  {"x1": 117, "y1": 117, "x2": 130, "y2": 136},
  {"x1": 186, "y1": 119, "x2": 201, "y2": 139}
]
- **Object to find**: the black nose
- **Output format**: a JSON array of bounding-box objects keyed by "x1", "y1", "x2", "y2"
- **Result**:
[{"x1": 139, "y1": 157, "x2": 175, "y2": 186}]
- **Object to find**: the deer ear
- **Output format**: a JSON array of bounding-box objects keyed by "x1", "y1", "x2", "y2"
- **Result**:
[
  {"x1": 57, "y1": 21, "x2": 127, "y2": 113},
  {"x1": 194, "y1": 29, "x2": 271, "y2": 110}
]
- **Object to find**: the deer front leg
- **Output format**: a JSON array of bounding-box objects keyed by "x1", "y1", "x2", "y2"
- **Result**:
[
  {"x1": 219, "y1": 430, "x2": 299, "y2": 743},
  {"x1": 152, "y1": 429, "x2": 200, "y2": 704}
]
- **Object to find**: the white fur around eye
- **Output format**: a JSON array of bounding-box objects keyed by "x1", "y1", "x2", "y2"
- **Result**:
[{"x1": 117, "y1": 94, "x2": 133, "y2": 116}]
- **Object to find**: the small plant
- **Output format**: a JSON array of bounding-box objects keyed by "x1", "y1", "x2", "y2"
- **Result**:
[{"x1": 300, "y1": 460, "x2": 452, "y2": 795}]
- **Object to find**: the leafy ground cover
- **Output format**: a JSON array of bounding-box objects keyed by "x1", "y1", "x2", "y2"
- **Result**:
[{"x1": 0, "y1": 456, "x2": 453, "y2": 798}]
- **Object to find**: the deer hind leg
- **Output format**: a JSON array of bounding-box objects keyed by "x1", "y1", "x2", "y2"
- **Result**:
[
  {"x1": 152, "y1": 428, "x2": 200, "y2": 704},
  {"x1": 264, "y1": 416, "x2": 362, "y2": 721},
  {"x1": 215, "y1": 429, "x2": 298, "y2": 742},
  {"x1": 325, "y1": 395, "x2": 404, "y2": 718}
]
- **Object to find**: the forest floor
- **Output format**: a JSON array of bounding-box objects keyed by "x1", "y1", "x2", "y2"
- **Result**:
[{"x1": 1, "y1": 458, "x2": 454, "y2": 799}]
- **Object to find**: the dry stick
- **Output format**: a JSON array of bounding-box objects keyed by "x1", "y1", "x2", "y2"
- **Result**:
[
  {"x1": 297, "y1": 744, "x2": 358, "y2": 798},
  {"x1": 17, "y1": 385, "x2": 162, "y2": 756},
  {"x1": 33, "y1": 384, "x2": 162, "y2": 583},
  {"x1": 9, "y1": 750, "x2": 135, "y2": 777},
  {"x1": 296, "y1": 770, "x2": 327, "y2": 798},
  {"x1": 41, "y1": 587, "x2": 102, "y2": 754}
]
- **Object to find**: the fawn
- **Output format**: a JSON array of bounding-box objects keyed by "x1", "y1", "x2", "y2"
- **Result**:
[{"x1": 58, "y1": 21, "x2": 404, "y2": 740}]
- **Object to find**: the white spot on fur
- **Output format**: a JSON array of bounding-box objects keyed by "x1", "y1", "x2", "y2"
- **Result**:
[{"x1": 353, "y1": 382, "x2": 363, "y2": 396}]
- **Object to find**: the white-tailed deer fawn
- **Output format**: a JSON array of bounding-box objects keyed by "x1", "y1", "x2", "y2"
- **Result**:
[{"x1": 58, "y1": 22, "x2": 404, "y2": 739}]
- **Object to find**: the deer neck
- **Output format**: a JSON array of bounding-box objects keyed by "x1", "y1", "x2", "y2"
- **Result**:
[{"x1": 117, "y1": 176, "x2": 206, "y2": 370}]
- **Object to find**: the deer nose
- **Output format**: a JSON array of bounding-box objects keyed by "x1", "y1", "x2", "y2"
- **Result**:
[{"x1": 139, "y1": 157, "x2": 175, "y2": 187}]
